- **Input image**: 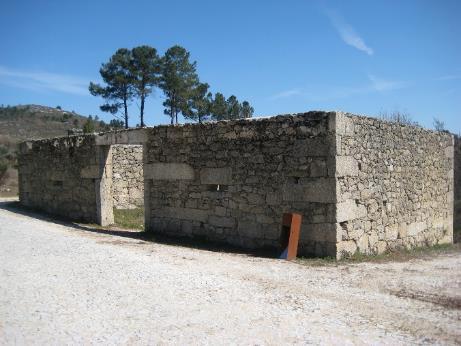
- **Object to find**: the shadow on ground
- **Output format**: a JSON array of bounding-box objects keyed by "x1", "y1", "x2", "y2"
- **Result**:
[{"x1": 0, "y1": 200, "x2": 280, "y2": 259}]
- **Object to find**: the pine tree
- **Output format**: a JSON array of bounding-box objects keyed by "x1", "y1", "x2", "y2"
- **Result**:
[
  {"x1": 130, "y1": 46, "x2": 160, "y2": 127},
  {"x1": 183, "y1": 83, "x2": 212, "y2": 123},
  {"x1": 240, "y1": 101, "x2": 254, "y2": 119},
  {"x1": 89, "y1": 48, "x2": 134, "y2": 129},
  {"x1": 211, "y1": 92, "x2": 228, "y2": 120},
  {"x1": 159, "y1": 45, "x2": 199, "y2": 124}
]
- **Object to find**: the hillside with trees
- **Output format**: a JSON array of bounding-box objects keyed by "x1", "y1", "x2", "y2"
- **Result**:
[{"x1": 0, "y1": 104, "x2": 122, "y2": 195}]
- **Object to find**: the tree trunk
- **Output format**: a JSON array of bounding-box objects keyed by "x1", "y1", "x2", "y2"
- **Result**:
[
  {"x1": 170, "y1": 93, "x2": 175, "y2": 125},
  {"x1": 140, "y1": 94, "x2": 145, "y2": 127},
  {"x1": 124, "y1": 98, "x2": 129, "y2": 129}
]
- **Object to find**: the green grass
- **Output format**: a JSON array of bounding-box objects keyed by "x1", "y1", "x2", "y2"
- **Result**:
[{"x1": 113, "y1": 208, "x2": 144, "y2": 230}]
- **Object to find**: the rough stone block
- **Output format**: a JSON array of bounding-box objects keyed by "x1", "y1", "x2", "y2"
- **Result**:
[
  {"x1": 336, "y1": 199, "x2": 367, "y2": 222},
  {"x1": 80, "y1": 165, "x2": 100, "y2": 179},
  {"x1": 209, "y1": 215, "x2": 235, "y2": 228},
  {"x1": 282, "y1": 178, "x2": 335, "y2": 203},
  {"x1": 200, "y1": 168, "x2": 232, "y2": 185},
  {"x1": 335, "y1": 156, "x2": 359, "y2": 177},
  {"x1": 153, "y1": 207, "x2": 208, "y2": 223},
  {"x1": 336, "y1": 240, "x2": 356, "y2": 259},
  {"x1": 145, "y1": 163, "x2": 194, "y2": 180},
  {"x1": 407, "y1": 221, "x2": 426, "y2": 236},
  {"x1": 300, "y1": 223, "x2": 337, "y2": 242}
]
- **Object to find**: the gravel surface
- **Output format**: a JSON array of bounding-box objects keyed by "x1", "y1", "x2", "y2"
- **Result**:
[{"x1": 0, "y1": 201, "x2": 460, "y2": 345}]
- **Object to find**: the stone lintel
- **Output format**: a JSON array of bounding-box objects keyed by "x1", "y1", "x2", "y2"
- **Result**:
[{"x1": 95, "y1": 129, "x2": 148, "y2": 146}]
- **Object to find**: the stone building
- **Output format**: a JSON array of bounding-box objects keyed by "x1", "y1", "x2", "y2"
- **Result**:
[{"x1": 18, "y1": 111, "x2": 456, "y2": 258}]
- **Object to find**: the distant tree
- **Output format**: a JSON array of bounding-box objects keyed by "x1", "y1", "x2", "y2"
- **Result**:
[
  {"x1": 210, "y1": 93, "x2": 254, "y2": 121},
  {"x1": 379, "y1": 110, "x2": 418, "y2": 126},
  {"x1": 240, "y1": 101, "x2": 254, "y2": 119},
  {"x1": 56, "y1": 105, "x2": 62, "y2": 110},
  {"x1": 130, "y1": 45, "x2": 161, "y2": 127},
  {"x1": 159, "y1": 45, "x2": 199, "y2": 124},
  {"x1": 433, "y1": 117, "x2": 446, "y2": 132},
  {"x1": 183, "y1": 83, "x2": 212, "y2": 123},
  {"x1": 89, "y1": 48, "x2": 135, "y2": 129},
  {"x1": 73, "y1": 118, "x2": 79, "y2": 126},
  {"x1": 211, "y1": 92, "x2": 228, "y2": 120},
  {"x1": 109, "y1": 119, "x2": 125, "y2": 129},
  {"x1": 82, "y1": 118, "x2": 95, "y2": 133},
  {"x1": 226, "y1": 95, "x2": 241, "y2": 120}
]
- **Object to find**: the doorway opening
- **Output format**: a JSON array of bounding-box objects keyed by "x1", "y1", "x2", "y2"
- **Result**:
[
  {"x1": 111, "y1": 144, "x2": 144, "y2": 230},
  {"x1": 97, "y1": 144, "x2": 145, "y2": 230}
]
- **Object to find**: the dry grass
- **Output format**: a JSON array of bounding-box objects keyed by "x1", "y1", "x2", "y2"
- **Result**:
[{"x1": 297, "y1": 242, "x2": 461, "y2": 267}]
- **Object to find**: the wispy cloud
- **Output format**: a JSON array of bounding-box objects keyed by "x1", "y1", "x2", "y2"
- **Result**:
[
  {"x1": 325, "y1": 9, "x2": 374, "y2": 56},
  {"x1": 0, "y1": 66, "x2": 89, "y2": 95},
  {"x1": 270, "y1": 75, "x2": 408, "y2": 101},
  {"x1": 436, "y1": 74, "x2": 461, "y2": 81},
  {"x1": 368, "y1": 74, "x2": 409, "y2": 91},
  {"x1": 271, "y1": 89, "x2": 303, "y2": 100}
]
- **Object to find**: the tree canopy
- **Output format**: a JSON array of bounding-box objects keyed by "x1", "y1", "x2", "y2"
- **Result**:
[
  {"x1": 159, "y1": 45, "x2": 199, "y2": 125},
  {"x1": 89, "y1": 45, "x2": 254, "y2": 127}
]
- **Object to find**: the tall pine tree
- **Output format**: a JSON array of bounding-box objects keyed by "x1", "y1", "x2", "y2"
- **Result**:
[{"x1": 130, "y1": 46, "x2": 160, "y2": 127}]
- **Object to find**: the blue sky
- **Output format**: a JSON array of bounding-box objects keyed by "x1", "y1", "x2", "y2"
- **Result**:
[{"x1": 0, "y1": 0, "x2": 460, "y2": 133}]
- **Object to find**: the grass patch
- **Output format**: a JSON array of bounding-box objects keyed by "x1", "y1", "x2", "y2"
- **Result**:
[
  {"x1": 297, "y1": 242, "x2": 461, "y2": 267},
  {"x1": 113, "y1": 208, "x2": 144, "y2": 230}
]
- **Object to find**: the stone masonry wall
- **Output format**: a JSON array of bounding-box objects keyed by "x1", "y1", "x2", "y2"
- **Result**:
[
  {"x1": 17, "y1": 111, "x2": 455, "y2": 259},
  {"x1": 335, "y1": 113, "x2": 453, "y2": 258},
  {"x1": 144, "y1": 112, "x2": 338, "y2": 257},
  {"x1": 454, "y1": 135, "x2": 461, "y2": 240},
  {"x1": 112, "y1": 145, "x2": 144, "y2": 209},
  {"x1": 18, "y1": 135, "x2": 100, "y2": 222}
]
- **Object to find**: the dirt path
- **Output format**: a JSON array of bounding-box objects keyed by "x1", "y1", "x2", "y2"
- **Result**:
[{"x1": 0, "y1": 203, "x2": 460, "y2": 345}]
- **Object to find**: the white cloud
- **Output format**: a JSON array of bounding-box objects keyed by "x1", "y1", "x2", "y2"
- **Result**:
[
  {"x1": 325, "y1": 9, "x2": 374, "y2": 56},
  {"x1": 0, "y1": 66, "x2": 89, "y2": 95}
]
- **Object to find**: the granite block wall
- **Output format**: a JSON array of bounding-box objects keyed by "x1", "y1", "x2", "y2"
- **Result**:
[
  {"x1": 334, "y1": 113, "x2": 454, "y2": 258},
  {"x1": 17, "y1": 111, "x2": 455, "y2": 259},
  {"x1": 143, "y1": 112, "x2": 338, "y2": 257},
  {"x1": 112, "y1": 144, "x2": 144, "y2": 209},
  {"x1": 18, "y1": 135, "x2": 101, "y2": 222}
]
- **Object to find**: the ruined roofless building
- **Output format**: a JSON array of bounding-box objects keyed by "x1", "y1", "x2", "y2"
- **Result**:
[{"x1": 17, "y1": 111, "x2": 457, "y2": 259}]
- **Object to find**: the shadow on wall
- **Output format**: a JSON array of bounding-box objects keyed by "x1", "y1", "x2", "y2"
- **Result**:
[{"x1": 0, "y1": 200, "x2": 282, "y2": 258}]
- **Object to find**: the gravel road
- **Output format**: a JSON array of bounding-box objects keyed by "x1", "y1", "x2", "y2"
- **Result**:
[{"x1": 0, "y1": 201, "x2": 460, "y2": 345}]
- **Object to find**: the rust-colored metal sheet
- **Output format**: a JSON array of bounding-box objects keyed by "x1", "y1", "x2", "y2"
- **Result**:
[{"x1": 280, "y1": 213, "x2": 302, "y2": 260}]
